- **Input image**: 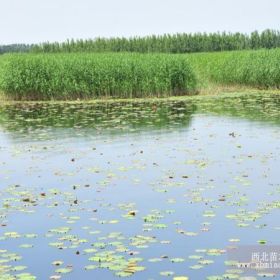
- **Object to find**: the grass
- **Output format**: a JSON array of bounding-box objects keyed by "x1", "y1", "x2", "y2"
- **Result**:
[
  {"x1": 187, "y1": 49, "x2": 280, "y2": 92},
  {"x1": 0, "y1": 49, "x2": 280, "y2": 100},
  {"x1": 0, "y1": 53, "x2": 197, "y2": 100}
]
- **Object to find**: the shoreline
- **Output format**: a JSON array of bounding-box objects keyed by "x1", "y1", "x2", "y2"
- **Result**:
[{"x1": 1, "y1": 87, "x2": 280, "y2": 104}]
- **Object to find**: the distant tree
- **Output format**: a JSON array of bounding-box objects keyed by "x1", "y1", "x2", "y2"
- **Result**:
[
  {"x1": 0, "y1": 44, "x2": 31, "y2": 54},
  {"x1": 6, "y1": 29, "x2": 278, "y2": 54}
]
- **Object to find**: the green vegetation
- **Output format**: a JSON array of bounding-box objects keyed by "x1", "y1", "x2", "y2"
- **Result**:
[
  {"x1": 2, "y1": 30, "x2": 280, "y2": 55},
  {"x1": 32, "y1": 29, "x2": 280, "y2": 53},
  {"x1": 209, "y1": 49, "x2": 280, "y2": 88},
  {"x1": 1, "y1": 48, "x2": 280, "y2": 100},
  {"x1": 0, "y1": 44, "x2": 31, "y2": 54},
  {"x1": 188, "y1": 48, "x2": 280, "y2": 89},
  {"x1": 0, "y1": 53, "x2": 197, "y2": 100}
]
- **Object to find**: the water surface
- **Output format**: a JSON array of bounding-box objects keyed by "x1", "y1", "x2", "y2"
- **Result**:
[{"x1": 0, "y1": 93, "x2": 280, "y2": 280}]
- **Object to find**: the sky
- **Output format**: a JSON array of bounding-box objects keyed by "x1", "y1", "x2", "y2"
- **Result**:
[{"x1": 0, "y1": 0, "x2": 279, "y2": 44}]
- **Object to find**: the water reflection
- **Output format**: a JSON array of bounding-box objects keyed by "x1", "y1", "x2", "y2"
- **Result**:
[
  {"x1": 0, "y1": 101, "x2": 197, "y2": 141},
  {"x1": 0, "y1": 93, "x2": 279, "y2": 142}
]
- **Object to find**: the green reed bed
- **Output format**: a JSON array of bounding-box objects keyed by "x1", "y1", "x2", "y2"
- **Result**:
[
  {"x1": 188, "y1": 49, "x2": 280, "y2": 89},
  {"x1": 0, "y1": 53, "x2": 197, "y2": 100},
  {"x1": 1, "y1": 49, "x2": 280, "y2": 100}
]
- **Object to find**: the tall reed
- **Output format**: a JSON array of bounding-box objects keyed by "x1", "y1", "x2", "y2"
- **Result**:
[{"x1": 0, "y1": 53, "x2": 197, "y2": 100}]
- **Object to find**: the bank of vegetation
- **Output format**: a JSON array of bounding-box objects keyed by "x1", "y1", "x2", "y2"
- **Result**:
[
  {"x1": 0, "y1": 48, "x2": 279, "y2": 100},
  {"x1": 31, "y1": 30, "x2": 280, "y2": 53},
  {"x1": 1, "y1": 30, "x2": 280, "y2": 55},
  {"x1": 0, "y1": 53, "x2": 197, "y2": 100},
  {"x1": 188, "y1": 48, "x2": 280, "y2": 89}
]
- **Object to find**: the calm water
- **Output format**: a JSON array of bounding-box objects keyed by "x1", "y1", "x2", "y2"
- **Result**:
[{"x1": 0, "y1": 93, "x2": 280, "y2": 280}]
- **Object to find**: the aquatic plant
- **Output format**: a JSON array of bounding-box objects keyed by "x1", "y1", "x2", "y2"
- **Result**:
[
  {"x1": 0, "y1": 53, "x2": 197, "y2": 100},
  {"x1": 188, "y1": 48, "x2": 280, "y2": 89}
]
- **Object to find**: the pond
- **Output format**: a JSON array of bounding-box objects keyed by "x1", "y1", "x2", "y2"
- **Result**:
[{"x1": 0, "y1": 93, "x2": 280, "y2": 280}]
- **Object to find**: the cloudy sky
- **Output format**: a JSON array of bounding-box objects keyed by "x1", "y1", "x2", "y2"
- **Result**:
[{"x1": 0, "y1": 0, "x2": 279, "y2": 44}]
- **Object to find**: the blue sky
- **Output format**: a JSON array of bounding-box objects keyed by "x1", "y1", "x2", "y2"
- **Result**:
[{"x1": 0, "y1": 0, "x2": 279, "y2": 44}]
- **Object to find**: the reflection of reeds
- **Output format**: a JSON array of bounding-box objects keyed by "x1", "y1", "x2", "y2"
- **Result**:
[{"x1": 0, "y1": 101, "x2": 196, "y2": 142}]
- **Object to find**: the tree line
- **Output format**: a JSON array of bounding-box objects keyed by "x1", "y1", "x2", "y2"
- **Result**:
[
  {"x1": 31, "y1": 30, "x2": 280, "y2": 53},
  {"x1": 1, "y1": 30, "x2": 280, "y2": 54},
  {"x1": 0, "y1": 44, "x2": 31, "y2": 54}
]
